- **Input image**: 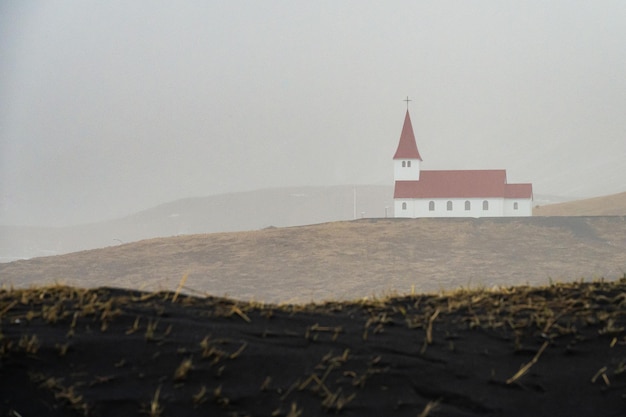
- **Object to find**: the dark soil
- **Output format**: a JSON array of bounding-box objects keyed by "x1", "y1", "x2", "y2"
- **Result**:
[{"x1": 1, "y1": 280, "x2": 625, "y2": 416}]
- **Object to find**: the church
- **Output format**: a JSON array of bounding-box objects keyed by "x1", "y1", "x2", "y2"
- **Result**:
[{"x1": 393, "y1": 109, "x2": 533, "y2": 218}]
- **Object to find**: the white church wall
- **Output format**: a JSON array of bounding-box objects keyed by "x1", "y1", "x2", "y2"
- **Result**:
[
  {"x1": 394, "y1": 199, "x2": 416, "y2": 218},
  {"x1": 503, "y1": 199, "x2": 533, "y2": 216},
  {"x1": 393, "y1": 159, "x2": 420, "y2": 181},
  {"x1": 393, "y1": 197, "x2": 532, "y2": 218},
  {"x1": 481, "y1": 198, "x2": 505, "y2": 217}
]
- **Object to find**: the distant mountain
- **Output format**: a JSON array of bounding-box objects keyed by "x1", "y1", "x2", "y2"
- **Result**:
[
  {"x1": 0, "y1": 185, "x2": 393, "y2": 262},
  {"x1": 534, "y1": 191, "x2": 626, "y2": 216}
]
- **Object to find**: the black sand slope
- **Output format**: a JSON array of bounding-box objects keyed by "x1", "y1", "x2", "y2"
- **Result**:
[{"x1": 1, "y1": 280, "x2": 625, "y2": 416}]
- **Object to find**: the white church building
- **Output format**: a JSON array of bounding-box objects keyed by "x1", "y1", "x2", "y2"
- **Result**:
[{"x1": 393, "y1": 110, "x2": 533, "y2": 218}]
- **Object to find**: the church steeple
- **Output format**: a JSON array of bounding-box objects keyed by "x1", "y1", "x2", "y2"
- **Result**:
[
  {"x1": 393, "y1": 106, "x2": 422, "y2": 181},
  {"x1": 393, "y1": 110, "x2": 422, "y2": 160}
]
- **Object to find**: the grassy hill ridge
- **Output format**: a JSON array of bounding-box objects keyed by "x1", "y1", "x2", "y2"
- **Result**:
[
  {"x1": 534, "y1": 191, "x2": 626, "y2": 216},
  {"x1": 2, "y1": 216, "x2": 625, "y2": 303}
]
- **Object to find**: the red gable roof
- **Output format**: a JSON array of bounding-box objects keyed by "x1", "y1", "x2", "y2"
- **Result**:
[
  {"x1": 503, "y1": 183, "x2": 533, "y2": 199},
  {"x1": 393, "y1": 110, "x2": 422, "y2": 160},
  {"x1": 394, "y1": 170, "x2": 533, "y2": 199}
]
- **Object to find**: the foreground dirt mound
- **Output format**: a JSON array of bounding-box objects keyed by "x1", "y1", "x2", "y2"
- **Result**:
[{"x1": 1, "y1": 280, "x2": 625, "y2": 416}]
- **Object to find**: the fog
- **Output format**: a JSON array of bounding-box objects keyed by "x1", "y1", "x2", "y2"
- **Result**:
[{"x1": 1, "y1": 1, "x2": 625, "y2": 227}]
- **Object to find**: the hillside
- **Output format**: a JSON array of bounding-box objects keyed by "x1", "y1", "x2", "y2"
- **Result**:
[
  {"x1": 2, "y1": 217, "x2": 625, "y2": 303},
  {"x1": 534, "y1": 191, "x2": 626, "y2": 216},
  {"x1": 0, "y1": 185, "x2": 393, "y2": 262},
  {"x1": 5, "y1": 186, "x2": 625, "y2": 263}
]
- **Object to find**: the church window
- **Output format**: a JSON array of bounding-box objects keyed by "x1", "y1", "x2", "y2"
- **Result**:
[
  {"x1": 402, "y1": 202, "x2": 407, "y2": 210},
  {"x1": 429, "y1": 201, "x2": 435, "y2": 211},
  {"x1": 514, "y1": 202, "x2": 519, "y2": 210},
  {"x1": 482, "y1": 200, "x2": 489, "y2": 210},
  {"x1": 407, "y1": 161, "x2": 411, "y2": 167},
  {"x1": 447, "y1": 201, "x2": 453, "y2": 211},
  {"x1": 402, "y1": 161, "x2": 406, "y2": 167}
]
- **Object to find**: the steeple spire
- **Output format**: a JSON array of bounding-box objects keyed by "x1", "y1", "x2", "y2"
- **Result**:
[{"x1": 393, "y1": 110, "x2": 422, "y2": 160}]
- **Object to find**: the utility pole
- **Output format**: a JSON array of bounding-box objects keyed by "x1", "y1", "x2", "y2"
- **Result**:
[{"x1": 353, "y1": 186, "x2": 357, "y2": 220}]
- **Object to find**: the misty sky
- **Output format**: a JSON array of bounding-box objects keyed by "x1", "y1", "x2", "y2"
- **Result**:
[{"x1": 1, "y1": 1, "x2": 625, "y2": 226}]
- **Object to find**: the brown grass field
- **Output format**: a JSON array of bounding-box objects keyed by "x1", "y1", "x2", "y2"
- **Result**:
[
  {"x1": 1, "y1": 217, "x2": 625, "y2": 303},
  {"x1": 534, "y1": 191, "x2": 626, "y2": 216}
]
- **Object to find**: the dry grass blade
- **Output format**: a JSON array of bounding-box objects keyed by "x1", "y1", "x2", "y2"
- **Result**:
[
  {"x1": 18, "y1": 334, "x2": 40, "y2": 354},
  {"x1": 172, "y1": 273, "x2": 188, "y2": 303},
  {"x1": 192, "y1": 385, "x2": 207, "y2": 404},
  {"x1": 173, "y1": 357, "x2": 193, "y2": 381},
  {"x1": 591, "y1": 366, "x2": 608, "y2": 383},
  {"x1": 286, "y1": 402, "x2": 303, "y2": 417},
  {"x1": 230, "y1": 305, "x2": 251, "y2": 322},
  {"x1": 144, "y1": 319, "x2": 159, "y2": 341},
  {"x1": 0, "y1": 300, "x2": 18, "y2": 318},
  {"x1": 149, "y1": 385, "x2": 162, "y2": 417},
  {"x1": 420, "y1": 308, "x2": 440, "y2": 354},
  {"x1": 229, "y1": 342, "x2": 248, "y2": 359},
  {"x1": 425, "y1": 309, "x2": 440, "y2": 344},
  {"x1": 418, "y1": 399, "x2": 441, "y2": 417},
  {"x1": 506, "y1": 341, "x2": 549, "y2": 384},
  {"x1": 591, "y1": 366, "x2": 611, "y2": 386}
]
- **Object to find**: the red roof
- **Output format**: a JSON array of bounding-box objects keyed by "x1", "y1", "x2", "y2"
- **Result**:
[
  {"x1": 394, "y1": 170, "x2": 533, "y2": 199},
  {"x1": 393, "y1": 110, "x2": 422, "y2": 160},
  {"x1": 503, "y1": 183, "x2": 533, "y2": 199}
]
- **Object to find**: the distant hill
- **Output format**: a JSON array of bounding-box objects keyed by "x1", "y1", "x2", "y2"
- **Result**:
[
  {"x1": 2, "y1": 217, "x2": 625, "y2": 303},
  {"x1": 0, "y1": 185, "x2": 393, "y2": 261},
  {"x1": 534, "y1": 191, "x2": 626, "y2": 216}
]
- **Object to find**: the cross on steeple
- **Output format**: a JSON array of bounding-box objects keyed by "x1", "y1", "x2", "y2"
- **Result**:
[{"x1": 403, "y1": 96, "x2": 412, "y2": 110}]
